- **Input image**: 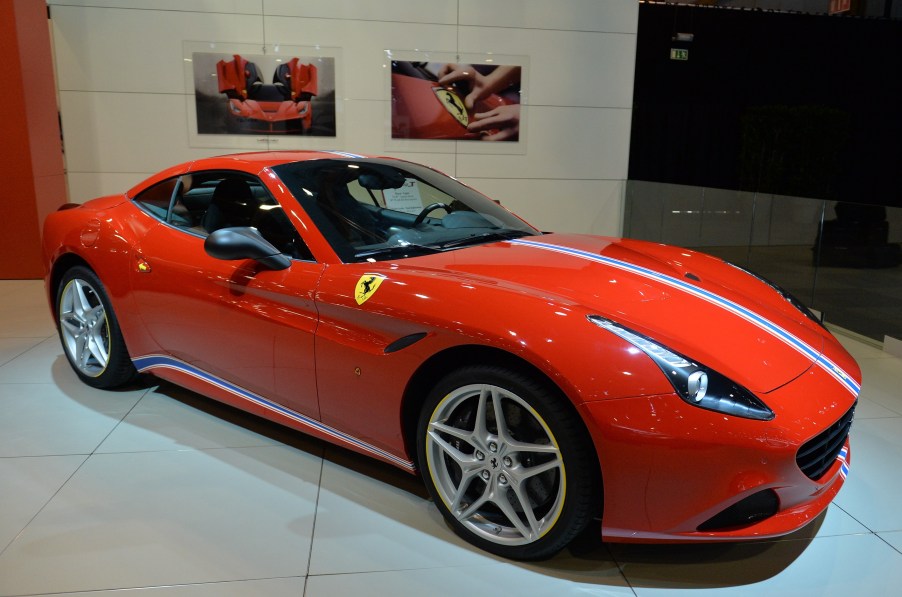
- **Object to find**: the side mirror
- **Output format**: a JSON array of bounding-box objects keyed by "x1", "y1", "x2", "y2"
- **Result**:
[{"x1": 204, "y1": 227, "x2": 291, "y2": 270}]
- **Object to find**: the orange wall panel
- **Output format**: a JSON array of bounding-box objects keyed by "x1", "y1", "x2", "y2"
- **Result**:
[{"x1": 0, "y1": 0, "x2": 68, "y2": 279}]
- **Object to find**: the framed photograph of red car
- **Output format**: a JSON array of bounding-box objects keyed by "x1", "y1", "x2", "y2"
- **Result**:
[
  {"x1": 387, "y1": 51, "x2": 527, "y2": 150},
  {"x1": 43, "y1": 151, "x2": 859, "y2": 560},
  {"x1": 185, "y1": 42, "x2": 338, "y2": 148}
]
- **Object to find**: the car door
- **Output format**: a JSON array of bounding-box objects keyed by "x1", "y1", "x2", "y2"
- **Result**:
[{"x1": 128, "y1": 169, "x2": 323, "y2": 420}]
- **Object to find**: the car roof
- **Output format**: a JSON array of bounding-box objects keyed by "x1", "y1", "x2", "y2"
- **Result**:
[
  {"x1": 202, "y1": 150, "x2": 374, "y2": 168},
  {"x1": 127, "y1": 151, "x2": 386, "y2": 197}
]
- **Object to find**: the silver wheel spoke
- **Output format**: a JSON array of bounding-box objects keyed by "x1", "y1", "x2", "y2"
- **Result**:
[
  {"x1": 507, "y1": 480, "x2": 541, "y2": 539},
  {"x1": 513, "y1": 456, "x2": 563, "y2": 482},
  {"x1": 457, "y1": 488, "x2": 490, "y2": 521},
  {"x1": 87, "y1": 305, "x2": 104, "y2": 321},
  {"x1": 430, "y1": 420, "x2": 475, "y2": 445},
  {"x1": 491, "y1": 387, "x2": 512, "y2": 443},
  {"x1": 73, "y1": 280, "x2": 93, "y2": 317},
  {"x1": 449, "y1": 470, "x2": 480, "y2": 513},
  {"x1": 428, "y1": 430, "x2": 480, "y2": 472},
  {"x1": 77, "y1": 334, "x2": 91, "y2": 368},
  {"x1": 473, "y1": 386, "x2": 490, "y2": 439},
  {"x1": 508, "y1": 458, "x2": 563, "y2": 485},
  {"x1": 508, "y1": 439, "x2": 560, "y2": 455},
  {"x1": 60, "y1": 317, "x2": 81, "y2": 337},
  {"x1": 87, "y1": 332, "x2": 109, "y2": 366},
  {"x1": 493, "y1": 487, "x2": 533, "y2": 540}
]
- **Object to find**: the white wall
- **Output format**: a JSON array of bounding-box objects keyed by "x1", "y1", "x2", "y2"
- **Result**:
[{"x1": 48, "y1": 0, "x2": 639, "y2": 237}]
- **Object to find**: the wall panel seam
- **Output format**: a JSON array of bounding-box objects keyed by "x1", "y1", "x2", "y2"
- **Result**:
[
  {"x1": 49, "y1": 4, "x2": 262, "y2": 18},
  {"x1": 458, "y1": 24, "x2": 637, "y2": 35},
  {"x1": 58, "y1": 91, "x2": 634, "y2": 111}
]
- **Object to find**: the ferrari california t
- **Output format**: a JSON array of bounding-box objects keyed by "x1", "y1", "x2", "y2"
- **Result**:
[{"x1": 42, "y1": 151, "x2": 859, "y2": 560}]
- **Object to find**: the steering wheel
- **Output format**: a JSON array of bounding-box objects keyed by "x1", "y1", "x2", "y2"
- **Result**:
[{"x1": 413, "y1": 202, "x2": 452, "y2": 226}]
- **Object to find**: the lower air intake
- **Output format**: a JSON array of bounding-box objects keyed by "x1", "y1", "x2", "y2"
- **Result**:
[{"x1": 697, "y1": 489, "x2": 779, "y2": 532}]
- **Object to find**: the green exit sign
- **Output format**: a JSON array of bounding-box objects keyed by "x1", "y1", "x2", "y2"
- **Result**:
[{"x1": 670, "y1": 48, "x2": 689, "y2": 61}]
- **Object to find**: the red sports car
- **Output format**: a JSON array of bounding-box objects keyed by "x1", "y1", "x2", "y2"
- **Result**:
[{"x1": 42, "y1": 152, "x2": 860, "y2": 560}]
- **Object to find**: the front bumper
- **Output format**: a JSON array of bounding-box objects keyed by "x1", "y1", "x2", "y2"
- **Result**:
[{"x1": 579, "y1": 366, "x2": 857, "y2": 543}]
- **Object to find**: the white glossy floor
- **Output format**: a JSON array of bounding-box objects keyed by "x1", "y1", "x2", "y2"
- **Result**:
[{"x1": 2, "y1": 278, "x2": 902, "y2": 596}]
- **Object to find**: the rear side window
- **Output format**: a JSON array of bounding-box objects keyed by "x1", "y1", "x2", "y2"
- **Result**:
[{"x1": 133, "y1": 178, "x2": 178, "y2": 219}]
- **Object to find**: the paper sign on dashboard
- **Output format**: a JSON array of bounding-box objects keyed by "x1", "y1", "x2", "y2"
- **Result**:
[{"x1": 383, "y1": 179, "x2": 424, "y2": 215}]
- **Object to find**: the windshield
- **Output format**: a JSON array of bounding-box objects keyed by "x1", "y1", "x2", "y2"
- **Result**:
[{"x1": 271, "y1": 158, "x2": 540, "y2": 262}]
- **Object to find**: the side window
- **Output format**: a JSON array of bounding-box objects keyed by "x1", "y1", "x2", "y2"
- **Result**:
[
  {"x1": 133, "y1": 178, "x2": 178, "y2": 219},
  {"x1": 252, "y1": 199, "x2": 314, "y2": 261},
  {"x1": 149, "y1": 171, "x2": 313, "y2": 261}
]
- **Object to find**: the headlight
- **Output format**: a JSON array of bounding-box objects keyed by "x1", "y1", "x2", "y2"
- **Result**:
[
  {"x1": 587, "y1": 315, "x2": 775, "y2": 421},
  {"x1": 729, "y1": 263, "x2": 825, "y2": 328}
]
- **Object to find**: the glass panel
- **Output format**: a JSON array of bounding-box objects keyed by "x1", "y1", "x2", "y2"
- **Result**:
[
  {"x1": 133, "y1": 178, "x2": 178, "y2": 220},
  {"x1": 625, "y1": 180, "x2": 902, "y2": 343},
  {"x1": 810, "y1": 201, "x2": 902, "y2": 342},
  {"x1": 745, "y1": 195, "x2": 824, "y2": 307},
  {"x1": 272, "y1": 158, "x2": 539, "y2": 263}
]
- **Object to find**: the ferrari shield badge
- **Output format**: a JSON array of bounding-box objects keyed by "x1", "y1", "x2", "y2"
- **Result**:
[
  {"x1": 355, "y1": 274, "x2": 386, "y2": 305},
  {"x1": 433, "y1": 87, "x2": 468, "y2": 127}
]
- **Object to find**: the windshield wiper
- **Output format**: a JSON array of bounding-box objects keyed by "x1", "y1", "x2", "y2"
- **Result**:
[
  {"x1": 354, "y1": 243, "x2": 442, "y2": 261},
  {"x1": 436, "y1": 229, "x2": 535, "y2": 250},
  {"x1": 355, "y1": 230, "x2": 536, "y2": 260}
]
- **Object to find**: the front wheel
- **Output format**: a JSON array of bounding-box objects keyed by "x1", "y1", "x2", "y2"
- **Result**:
[
  {"x1": 56, "y1": 266, "x2": 136, "y2": 389},
  {"x1": 417, "y1": 365, "x2": 599, "y2": 560}
]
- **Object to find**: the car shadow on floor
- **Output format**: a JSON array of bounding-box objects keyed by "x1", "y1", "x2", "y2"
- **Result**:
[
  {"x1": 52, "y1": 357, "x2": 822, "y2": 588},
  {"x1": 151, "y1": 374, "x2": 827, "y2": 587},
  {"x1": 602, "y1": 516, "x2": 825, "y2": 589}
]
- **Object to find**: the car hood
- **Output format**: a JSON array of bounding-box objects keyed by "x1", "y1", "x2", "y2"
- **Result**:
[{"x1": 392, "y1": 233, "x2": 844, "y2": 394}]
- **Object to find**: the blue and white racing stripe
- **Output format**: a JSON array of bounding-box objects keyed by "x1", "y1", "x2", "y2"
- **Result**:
[
  {"x1": 132, "y1": 355, "x2": 416, "y2": 471},
  {"x1": 511, "y1": 238, "x2": 861, "y2": 398},
  {"x1": 326, "y1": 150, "x2": 366, "y2": 159},
  {"x1": 837, "y1": 446, "x2": 850, "y2": 480}
]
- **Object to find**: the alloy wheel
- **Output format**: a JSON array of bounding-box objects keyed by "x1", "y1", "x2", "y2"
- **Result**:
[
  {"x1": 425, "y1": 383, "x2": 566, "y2": 546},
  {"x1": 59, "y1": 278, "x2": 110, "y2": 377}
]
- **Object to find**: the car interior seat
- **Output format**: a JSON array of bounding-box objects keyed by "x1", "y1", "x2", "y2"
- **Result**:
[
  {"x1": 243, "y1": 61, "x2": 263, "y2": 99},
  {"x1": 202, "y1": 178, "x2": 259, "y2": 233}
]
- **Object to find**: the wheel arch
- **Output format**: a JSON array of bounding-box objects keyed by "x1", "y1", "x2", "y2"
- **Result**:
[
  {"x1": 48, "y1": 252, "x2": 95, "y2": 319},
  {"x1": 52, "y1": 256, "x2": 139, "y2": 388},
  {"x1": 400, "y1": 344, "x2": 601, "y2": 486}
]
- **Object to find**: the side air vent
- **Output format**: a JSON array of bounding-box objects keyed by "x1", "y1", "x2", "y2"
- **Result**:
[{"x1": 384, "y1": 332, "x2": 428, "y2": 354}]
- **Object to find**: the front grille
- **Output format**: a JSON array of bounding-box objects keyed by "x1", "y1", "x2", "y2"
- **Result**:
[{"x1": 796, "y1": 402, "x2": 856, "y2": 480}]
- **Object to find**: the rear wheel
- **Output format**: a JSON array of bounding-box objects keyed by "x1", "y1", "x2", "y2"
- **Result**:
[
  {"x1": 417, "y1": 365, "x2": 599, "y2": 560},
  {"x1": 56, "y1": 266, "x2": 136, "y2": 388}
]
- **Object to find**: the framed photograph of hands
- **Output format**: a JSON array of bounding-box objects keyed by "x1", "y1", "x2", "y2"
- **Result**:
[{"x1": 385, "y1": 50, "x2": 528, "y2": 154}]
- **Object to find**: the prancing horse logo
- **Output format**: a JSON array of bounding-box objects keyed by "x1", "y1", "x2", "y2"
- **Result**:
[
  {"x1": 433, "y1": 87, "x2": 469, "y2": 128},
  {"x1": 490, "y1": 457, "x2": 499, "y2": 469},
  {"x1": 355, "y1": 274, "x2": 386, "y2": 305}
]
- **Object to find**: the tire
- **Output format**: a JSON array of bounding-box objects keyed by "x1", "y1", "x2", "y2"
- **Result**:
[
  {"x1": 416, "y1": 365, "x2": 600, "y2": 560},
  {"x1": 56, "y1": 265, "x2": 137, "y2": 389}
]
